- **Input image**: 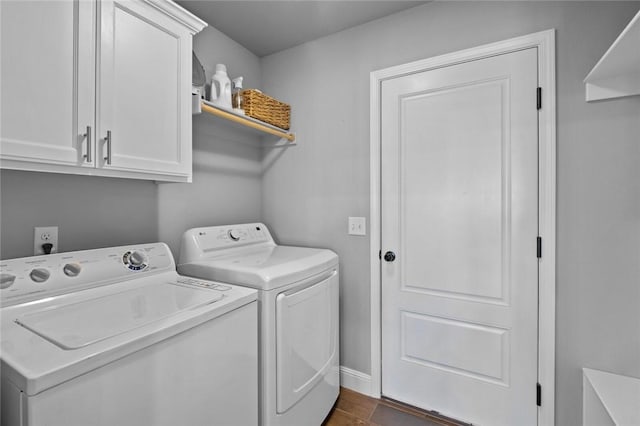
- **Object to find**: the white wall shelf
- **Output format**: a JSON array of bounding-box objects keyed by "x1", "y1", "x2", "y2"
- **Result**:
[
  {"x1": 583, "y1": 368, "x2": 640, "y2": 425},
  {"x1": 199, "y1": 100, "x2": 295, "y2": 146},
  {"x1": 584, "y1": 10, "x2": 640, "y2": 102}
]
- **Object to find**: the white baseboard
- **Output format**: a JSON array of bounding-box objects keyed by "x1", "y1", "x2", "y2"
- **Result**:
[{"x1": 340, "y1": 366, "x2": 375, "y2": 397}]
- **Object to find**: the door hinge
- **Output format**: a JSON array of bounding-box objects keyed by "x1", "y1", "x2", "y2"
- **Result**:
[
  {"x1": 536, "y1": 236, "x2": 542, "y2": 258},
  {"x1": 537, "y1": 383, "x2": 542, "y2": 406},
  {"x1": 536, "y1": 87, "x2": 542, "y2": 110}
]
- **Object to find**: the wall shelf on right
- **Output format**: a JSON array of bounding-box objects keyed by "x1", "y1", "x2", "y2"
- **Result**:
[
  {"x1": 584, "y1": 10, "x2": 640, "y2": 102},
  {"x1": 583, "y1": 368, "x2": 640, "y2": 425}
]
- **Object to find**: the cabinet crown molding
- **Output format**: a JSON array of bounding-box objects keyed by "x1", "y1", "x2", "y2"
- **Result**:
[{"x1": 142, "y1": 0, "x2": 207, "y2": 34}]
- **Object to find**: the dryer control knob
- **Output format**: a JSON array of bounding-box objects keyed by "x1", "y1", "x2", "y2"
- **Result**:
[
  {"x1": 0, "y1": 273, "x2": 16, "y2": 289},
  {"x1": 63, "y1": 263, "x2": 82, "y2": 277},
  {"x1": 30, "y1": 268, "x2": 50, "y2": 283},
  {"x1": 228, "y1": 230, "x2": 240, "y2": 241},
  {"x1": 129, "y1": 251, "x2": 146, "y2": 266}
]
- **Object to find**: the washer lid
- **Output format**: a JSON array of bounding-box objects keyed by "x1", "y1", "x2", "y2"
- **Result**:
[
  {"x1": 16, "y1": 283, "x2": 223, "y2": 350},
  {"x1": 179, "y1": 245, "x2": 338, "y2": 291},
  {"x1": 1, "y1": 273, "x2": 257, "y2": 397}
]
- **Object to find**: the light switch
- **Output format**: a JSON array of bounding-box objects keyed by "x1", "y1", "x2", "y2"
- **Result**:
[{"x1": 348, "y1": 217, "x2": 366, "y2": 236}]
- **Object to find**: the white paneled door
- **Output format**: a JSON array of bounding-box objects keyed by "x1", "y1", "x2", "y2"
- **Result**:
[{"x1": 381, "y1": 48, "x2": 539, "y2": 425}]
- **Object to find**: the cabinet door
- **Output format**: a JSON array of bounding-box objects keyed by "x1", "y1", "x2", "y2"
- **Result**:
[
  {"x1": 0, "y1": 0, "x2": 95, "y2": 169},
  {"x1": 98, "y1": 0, "x2": 192, "y2": 180}
]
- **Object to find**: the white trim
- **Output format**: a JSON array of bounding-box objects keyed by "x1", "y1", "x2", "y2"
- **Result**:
[
  {"x1": 369, "y1": 29, "x2": 556, "y2": 426},
  {"x1": 340, "y1": 366, "x2": 374, "y2": 396},
  {"x1": 536, "y1": 29, "x2": 557, "y2": 426}
]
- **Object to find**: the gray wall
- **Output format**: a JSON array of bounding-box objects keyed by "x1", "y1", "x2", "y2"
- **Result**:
[
  {"x1": 259, "y1": 2, "x2": 640, "y2": 425},
  {"x1": 158, "y1": 26, "x2": 263, "y2": 256},
  {"x1": 0, "y1": 24, "x2": 262, "y2": 260},
  {"x1": 0, "y1": 170, "x2": 158, "y2": 258}
]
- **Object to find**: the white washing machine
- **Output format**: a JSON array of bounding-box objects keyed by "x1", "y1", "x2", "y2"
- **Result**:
[
  {"x1": 0, "y1": 243, "x2": 258, "y2": 426},
  {"x1": 178, "y1": 223, "x2": 339, "y2": 426}
]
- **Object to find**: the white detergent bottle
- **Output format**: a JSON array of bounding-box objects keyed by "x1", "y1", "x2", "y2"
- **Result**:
[{"x1": 209, "y1": 64, "x2": 232, "y2": 109}]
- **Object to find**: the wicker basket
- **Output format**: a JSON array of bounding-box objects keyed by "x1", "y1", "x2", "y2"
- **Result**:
[{"x1": 241, "y1": 89, "x2": 291, "y2": 130}]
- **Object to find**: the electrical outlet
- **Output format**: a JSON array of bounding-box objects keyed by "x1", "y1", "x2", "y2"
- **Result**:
[
  {"x1": 34, "y1": 226, "x2": 58, "y2": 255},
  {"x1": 348, "y1": 217, "x2": 366, "y2": 236}
]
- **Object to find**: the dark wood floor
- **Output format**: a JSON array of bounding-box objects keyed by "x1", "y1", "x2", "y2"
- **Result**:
[{"x1": 323, "y1": 388, "x2": 469, "y2": 426}]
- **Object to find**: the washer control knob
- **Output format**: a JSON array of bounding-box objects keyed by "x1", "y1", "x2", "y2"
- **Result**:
[
  {"x1": 0, "y1": 273, "x2": 16, "y2": 289},
  {"x1": 228, "y1": 229, "x2": 240, "y2": 241},
  {"x1": 63, "y1": 263, "x2": 82, "y2": 277},
  {"x1": 123, "y1": 251, "x2": 148, "y2": 271},
  {"x1": 30, "y1": 268, "x2": 50, "y2": 283},
  {"x1": 129, "y1": 251, "x2": 146, "y2": 266}
]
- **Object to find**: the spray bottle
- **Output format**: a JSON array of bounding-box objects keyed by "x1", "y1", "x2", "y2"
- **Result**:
[{"x1": 232, "y1": 76, "x2": 244, "y2": 115}]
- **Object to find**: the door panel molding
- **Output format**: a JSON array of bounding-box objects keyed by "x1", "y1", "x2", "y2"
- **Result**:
[
  {"x1": 369, "y1": 30, "x2": 556, "y2": 426},
  {"x1": 398, "y1": 78, "x2": 512, "y2": 305},
  {"x1": 401, "y1": 311, "x2": 510, "y2": 386}
]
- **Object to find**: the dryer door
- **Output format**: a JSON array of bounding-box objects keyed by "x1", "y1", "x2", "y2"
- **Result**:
[{"x1": 275, "y1": 269, "x2": 339, "y2": 413}]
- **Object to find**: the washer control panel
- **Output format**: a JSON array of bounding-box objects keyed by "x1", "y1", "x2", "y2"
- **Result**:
[{"x1": 0, "y1": 243, "x2": 174, "y2": 307}]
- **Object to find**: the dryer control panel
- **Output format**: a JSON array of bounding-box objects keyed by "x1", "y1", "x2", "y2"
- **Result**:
[
  {"x1": 0, "y1": 243, "x2": 175, "y2": 307},
  {"x1": 179, "y1": 223, "x2": 275, "y2": 263}
]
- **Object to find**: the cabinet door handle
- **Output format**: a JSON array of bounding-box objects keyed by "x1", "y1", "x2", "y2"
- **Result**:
[
  {"x1": 83, "y1": 126, "x2": 92, "y2": 162},
  {"x1": 104, "y1": 130, "x2": 112, "y2": 165}
]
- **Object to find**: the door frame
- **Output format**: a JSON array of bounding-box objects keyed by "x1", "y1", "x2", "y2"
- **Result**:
[{"x1": 369, "y1": 30, "x2": 556, "y2": 426}]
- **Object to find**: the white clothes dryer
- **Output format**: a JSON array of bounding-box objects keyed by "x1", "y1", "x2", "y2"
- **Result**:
[
  {"x1": 0, "y1": 243, "x2": 258, "y2": 426},
  {"x1": 178, "y1": 223, "x2": 339, "y2": 426}
]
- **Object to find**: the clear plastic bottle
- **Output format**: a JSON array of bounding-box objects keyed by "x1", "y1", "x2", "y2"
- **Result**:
[{"x1": 232, "y1": 76, "x2": 244, "y2": 115}]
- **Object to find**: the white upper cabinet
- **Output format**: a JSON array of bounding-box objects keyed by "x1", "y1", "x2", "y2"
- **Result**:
[
  {"x1": 584, "y1": 10, "x2": 640, "y2": 102},
  {"x1": 97, "y1": 0, "x2": 195, "y2": 178},
  {"x1": 0, "y1": 1, "x2": 96, "y2": 170},
  {"x1": 0, "y1": 0, "x2": 206, "y2": 182}
]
